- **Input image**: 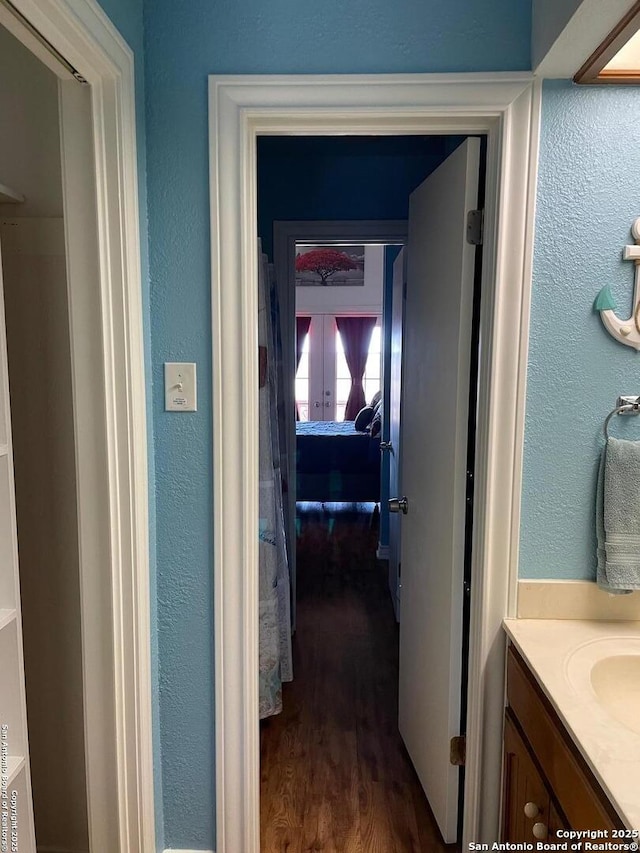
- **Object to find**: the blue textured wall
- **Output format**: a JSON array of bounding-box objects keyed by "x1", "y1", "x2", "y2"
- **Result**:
[
  {"x1": 144, "y1": 1, "x2": 530, "y2": 847},
  {"x1": 94, "y1": 2, "x2": 162, "y2": 850},
  {"x1": 62, "y1": 0, "x2": 640, "y2": 843},
  {"x1": 520, "y1": 80, "x2": 640, "y2": 581}
]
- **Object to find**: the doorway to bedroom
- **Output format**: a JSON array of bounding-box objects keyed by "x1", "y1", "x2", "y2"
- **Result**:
[
  {"x1": 257, "y1": 134, "x2": 485, "y2": 852},
  {"x1": 293, "y1": 241, "x2": 388, "y2": 661}
]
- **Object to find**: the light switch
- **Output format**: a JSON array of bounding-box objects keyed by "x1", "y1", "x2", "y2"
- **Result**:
[{"x1": 165, "y1": 362, "x2": 197, "y2": 411}]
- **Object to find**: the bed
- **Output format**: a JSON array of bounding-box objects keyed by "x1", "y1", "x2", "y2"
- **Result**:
[{"x1": 295, "y1": 420, "x2": 381, "y2": 502}]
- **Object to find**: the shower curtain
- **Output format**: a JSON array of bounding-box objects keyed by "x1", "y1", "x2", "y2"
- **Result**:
[{"x1": 258, "y1": 244, "x2": 293, "y2": 718}]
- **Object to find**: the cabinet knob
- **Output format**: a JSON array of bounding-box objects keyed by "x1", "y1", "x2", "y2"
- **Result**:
[
  {"x1": 532, "y1": 822, "x2": 548, "y2": 840},
  {"x1": 523, "y1": 802, "x2": 540, "y2": 819}
]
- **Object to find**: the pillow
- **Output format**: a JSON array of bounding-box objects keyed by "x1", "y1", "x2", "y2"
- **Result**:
[
  {"x1": 370, "y1": 401, "x2": 382, "y2": 437},
  {"x1": 370, "y1": 390, "x2": 382, "y2": 408},
  {"x1": 354, "y1": 405, "x2": 374, "y2": 432}
]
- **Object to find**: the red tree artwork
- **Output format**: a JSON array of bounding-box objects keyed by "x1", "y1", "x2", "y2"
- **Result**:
[{"x1": 295, "y1": 248, "x2": 358, "y2": 285}]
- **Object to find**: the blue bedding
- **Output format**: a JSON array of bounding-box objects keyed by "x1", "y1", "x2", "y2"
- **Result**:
[
  {"x1": 295, "y1": 420, "x2": 380, "y2": 501},
  {"x1": 296, "y1": 420, "x2": 366, "y2": 437}
]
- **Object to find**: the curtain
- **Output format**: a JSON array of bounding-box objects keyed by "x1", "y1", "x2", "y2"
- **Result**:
[
  {"x1": 336, "y1": 316, "x2": 377, "y2": 420},
  {"x1": 258, "y1": 244, "x2": 293, "y2": 719},
  {"x1": 295, "y1": 316, "x2": 311, "y2": 421},
  {"x1": 296, "y1": 316, "x2": 311, "y2": 370}
]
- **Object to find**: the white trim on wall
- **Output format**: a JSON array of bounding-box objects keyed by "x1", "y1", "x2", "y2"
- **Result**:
[
  {"x1": 209, "y1": 72, "x2": 541, "y2": 853},
  {"x1": 7, "y1": 1, "x2": 155, "y2": 850}
]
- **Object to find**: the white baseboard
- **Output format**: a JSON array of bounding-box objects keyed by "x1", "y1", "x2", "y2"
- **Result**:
[
  {"x1": 376, "y1": 543, "x2": 390, "y2": 560},
  {"x1": 517, "y1": 579, "x2": 640, "y2": 620},
  {"x1": 164, "y1": 849, "x2": 215, "y2": 853}
]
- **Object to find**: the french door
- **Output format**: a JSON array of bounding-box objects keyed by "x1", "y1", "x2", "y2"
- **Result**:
[
  {"x1": 296, "y1": 313, "x2": 382, "y2": 422},
  {"x1": 306, "y1": 315, "x2": 337, "y2": 420}
]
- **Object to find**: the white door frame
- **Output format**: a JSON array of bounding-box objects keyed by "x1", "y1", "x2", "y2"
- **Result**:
[
  {"x1": 3, "y1": 1, "x2": 155, "y2": 850},
  {"x1": 209, "y1": 73, "x2": 541, "y2": 853}
]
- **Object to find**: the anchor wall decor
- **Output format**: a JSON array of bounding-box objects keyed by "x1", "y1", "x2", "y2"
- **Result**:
[{"x1": 595, "y1": 218, "x2": 640, "y2": 351}]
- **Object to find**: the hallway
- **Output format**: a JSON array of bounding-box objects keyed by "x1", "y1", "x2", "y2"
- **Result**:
[{"x1": 260, "y1": 503, "x2": 455, "y2": 852}]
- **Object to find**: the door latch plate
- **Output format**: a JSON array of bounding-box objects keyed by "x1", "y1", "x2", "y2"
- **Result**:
[{"x1": 466, "y1": 209, "x2": 484, "y2": 246}]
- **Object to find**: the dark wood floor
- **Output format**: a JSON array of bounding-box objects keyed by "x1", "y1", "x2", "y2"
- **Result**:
[{"x1": 260, "y1": 502, "x2": 457, "y2": 853}]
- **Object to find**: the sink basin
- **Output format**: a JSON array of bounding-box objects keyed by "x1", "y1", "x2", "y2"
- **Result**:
[
  {"x1": 566, "y1": 637, "x2": 640, "y2": 740},
  {"x1": 590, "y1": 655, "x2": 640, "y2": 736}
]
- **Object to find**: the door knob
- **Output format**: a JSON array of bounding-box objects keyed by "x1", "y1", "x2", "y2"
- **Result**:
[
  {"x1": 314, "y1": 401, "x2": 321, "y2": 407},
  {"x1": 388, "y1": 496, "x2": 408, "y2": 514},
  {"x1": 379, "y1": 441, "x2": 393, "y2": 452}
]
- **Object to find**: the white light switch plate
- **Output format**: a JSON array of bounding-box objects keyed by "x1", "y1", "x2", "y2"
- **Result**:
[{"x1": 165, "y1": 362, "x2": 197, "y2": 411}]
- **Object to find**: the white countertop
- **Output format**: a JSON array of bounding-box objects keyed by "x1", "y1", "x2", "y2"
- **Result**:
[{"x1": 503, "y1": 618, "x2": 640, "y2": 832}]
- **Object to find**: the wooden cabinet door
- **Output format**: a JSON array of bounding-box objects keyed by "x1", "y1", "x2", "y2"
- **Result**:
[
  {"x1": 503, "y1": 714, "x2": 551, "y2": 843},
  {"x1": 549, "y1": 800, "x2": 569, "y2": 841},
  {"x1": 507, "y1": 645, "x2": 623, "y2": 833}
]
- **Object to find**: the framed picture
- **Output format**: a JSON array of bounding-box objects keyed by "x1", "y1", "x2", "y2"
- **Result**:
[{"x1": 295, "y1": 244, "x2": 365, "y2": 286}]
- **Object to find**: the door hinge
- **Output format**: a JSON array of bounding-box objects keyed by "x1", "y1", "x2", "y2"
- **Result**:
[
  {"x1": 450, "y1": 735, "x2": 466, "y2": 766},
  {"x1": 466, "y1": 209, "x2": 484, "y2": 246}
]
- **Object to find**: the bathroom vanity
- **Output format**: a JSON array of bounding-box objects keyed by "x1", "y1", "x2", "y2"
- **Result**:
[{"x1": 502, "y1": 620, "x2": 640, "y2": 842}]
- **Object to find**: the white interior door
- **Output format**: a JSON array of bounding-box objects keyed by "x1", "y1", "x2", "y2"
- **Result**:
[
  {"x1": 397, "y1": 138, "x2": 480, "y2": 843},
  {"x1": 0, "y1": 240, "x2": 37, "y2": 853},
  {"x1": 387, "y1": 248, "x2": 405, "y2": 620}
]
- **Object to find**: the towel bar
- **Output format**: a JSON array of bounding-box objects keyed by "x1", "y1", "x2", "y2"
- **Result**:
[{"x1": 604, "y1": 395, "x2": 640, "y2": 440}]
